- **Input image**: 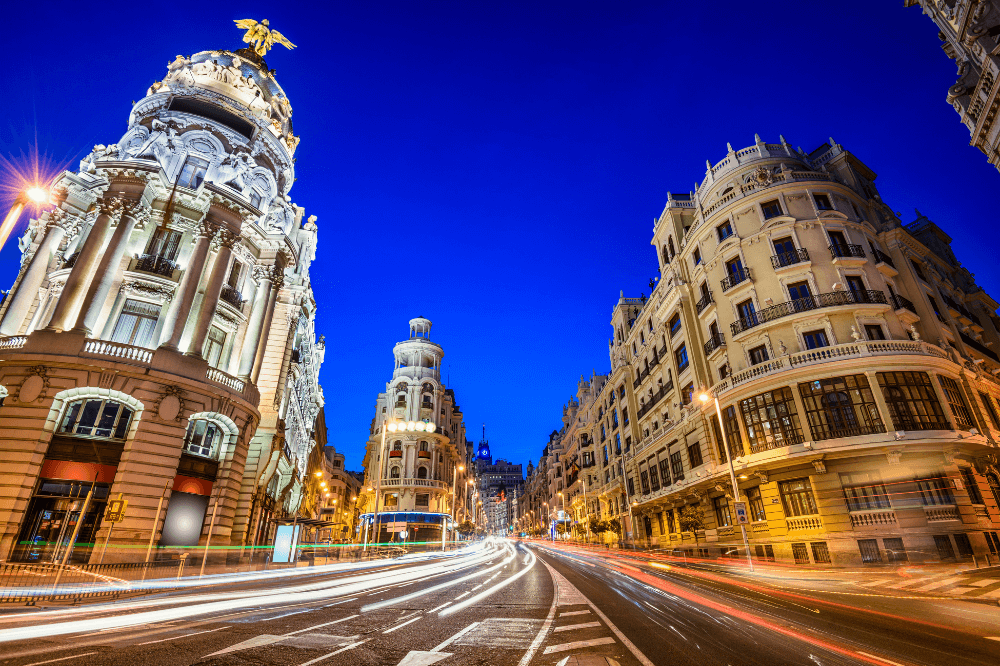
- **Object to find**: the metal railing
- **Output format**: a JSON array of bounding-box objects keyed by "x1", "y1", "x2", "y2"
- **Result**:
[
  {"x1": 720, "y1": 267, "x2": 751, "y2": 292},
  {"x1": 890, "y1": 294, "x2": 916, "y2": 313},
  {"x1": 829, "y1": 243, "x2": 866, "y2": 260},
  {"x1": 0, "y1": 560, "x2": 181, "y2": 603},
  {"x1": 704, "y1": 332, "x2": 725, "y2": 355},
  {"x1": 220, "y1": 285, "x2": 245, "y2": 308},
  {"x1": 732, "y1": 289, "x2": 886, "y2": 336},
  {"x1": 872, "y1": 249, "x2": 895, "y2": 268},
  {"x1": 771, "y1": 248, "x2": 809, "y2": 269},
  {"x1": 134, "y1": 253, "x2": 178, "y2": 276},
  {"x1": 696, "y1": 291, "x2": 714, "y2": 313}
]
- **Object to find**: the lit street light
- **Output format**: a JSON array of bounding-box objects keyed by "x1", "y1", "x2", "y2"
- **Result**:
[{"x1": 0, "y1": 186, "x2": 53, "y2": 255}]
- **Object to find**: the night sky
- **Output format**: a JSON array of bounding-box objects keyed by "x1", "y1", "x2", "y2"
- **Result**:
[{"x1": 3, "y1": 2, "x2": 997, "y2": 473}]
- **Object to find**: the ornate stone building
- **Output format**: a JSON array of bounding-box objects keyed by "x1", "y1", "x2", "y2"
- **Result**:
[
  {"x1": 358, "y1": 318, "x2": 470, "y2": 543},
  {"x1": 0, "y1": 37, "x2": 323, "y2": 564},
  {"x1": 905, "y1": 1, "x2": 1000, "y2": 172},
  {"x1": 555, "y1": 136, "x2": 1000, "y2": 565}
]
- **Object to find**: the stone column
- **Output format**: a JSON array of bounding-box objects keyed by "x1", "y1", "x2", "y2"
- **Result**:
[
  {"x1": 73, "y1": 201, "x2": 149, "y2": 335},
  {"x1": 0, "y1": 211, "x2": 74, "y2": 336},
  {"x1": 237, "y1": 265, "x2": 277, "y2": 379},
  {"x1": 186, "y1": 229, "x2": 239, "y2": 358},
  {"x1": 47, "y1": 199, "x2": 121, "y2": 331},
  {"x1": 157, "y1": 221, "x2": 216, "y2": 350},
  {"x1": 250, "y1": 272, "x2": 284, "y2": 384}
]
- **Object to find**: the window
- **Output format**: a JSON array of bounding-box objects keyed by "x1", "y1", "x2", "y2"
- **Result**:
[
  {"x1": 622, "y1": 407, "x2": 629, "y2": 426},
  {"x1": 204, "y1": 325, "x2": 226, "y2": 368},
  {"x1": 761, "y1": 199, "x2": 782, "y2": 219},
  {"x1": 682, "y1": 383, "x2": 694, "y2": 405},
  {"x1": 640, "y1": 470, "x2": 650, "y2": 494},
  {"x1": 389, "y1": 466, "x2": 400, "y2": 478},
  {"x1": 829, "y1": 230, "x2": 849, "y2": 253},
  {"x1": 798, "y1": 375, "x2": 884, "y2": 440},
  {"x1": 877, "y1": 372, "x2": 949, "y2": 431},
  {"x1": 864, "y1": 324, "x2": 886, "y2": 341},
  {"x1": 227, "y1": 259, "x2": 244, "y2": 290},
  {"x1": 693, "y1": 247, "x2": 702, "y2": 266},
  {"x1": 736, "y1": 299, "x2": 757, "y2": 328},
  {"x1": 748, "y1": 345, "x2": 769, "y2": 365},
  {"x1": 627, "y1": 477, "x2": 635, "y2": 496},
  {"x1": 811, "y1": 542, "x2": 831, "y2": 563},
  {"x1": 954, "y1": 533, "x2": 974, "y2": 558},
  {"x1": 177, "y1": 156, "x2": 210, "y2": 189},
  {"x1": 841, "y1": 472, "x2": 891, "y2": 511},
  {"x1": 417, "y1": 467, "x2": 428, "y2": 478},
  {"x1": 961, "y1": 468, "x2": 984, "y2": 505},
  {"x1": 802, "y1": 329, "x2": 828, "y2": 350},
  {"x1": 649, "y1": 463, "x2": 660, "y2": 491},
  {"x1": 659, "y1": 458, "x2": 672, "y2": 486},
  {"x1": 60, "y1": 398, "x2": 134, "y2": 440},
  {"x1": 740, "y1": 387, "x2": 803, "y2": 452},
  {"x1": 779, "y1": 478, "x2": 819, "y2": 516},
  {"x1": 656, "y1": 512, "x2": 665, "y2": 534},
  {"x1": 846, "y1": 275, "x2": 867, "y2": 299},
  {"x1": 939, "y1": 375, "x2": 974, "y2": 431},
  {"x1": 675, "y1": 344, "x2": 689, "y2": 372},
  {"x1": 916, "y1": 475, "x2": 954, "y2": 506},
  {"x1": 716, "y1": 221, "x2": 734, "y2": 242},
  {"x1": 813, "y1": 194, "x2": 833, "y2": 210},
  {"x1": 928, "y1": 296, "x2": 945, "y2": 320},
  {"x1": 625, "y1": 436, "x2": 631, "y2": 452},
  {"x1": 687, "y1": 442, "x2": 702, "y2": 468},
  {"x1": 615, "y1": 433, "x2": 622, "y2": 455},
  {"x1": 670, "y1": 450, "x2": 684, "y2": 480},
  {"x1": 714, "y1": 496, "x2": 732, "y2": 527},
  {"x1": 719, "y1": 363, "x2": 730, "y2": 381},
  {"x1": 110, "y1": 299, "x2": 161, "y2": 348},
  {"x1": 384, "y1": 493, "x2": 398, "y2": 507},
  {"x1": 792, "y1": 542, "x2": 810, "y2": 564},
  {"x1": 788, "y1": 281, "x2": 813, "y2": 310},
  {"x1": 669, "y1": 313, "x2": 682, "y2": 337},
  {"x1": 416, "y1": 493, "x2": 429, "y2": 507},
  {"x1": 183, "y1": 419, "x2": 223, "y2": 458},
  {"x1": 612, "y1": 409, "x2": 619, "y2": 429},
  {"x1": 726, "y1": 256, "x2": 746, "y2": 279},
  {"x1": 883, "y1": 537, "x2": 907, "y2": 563},
  {"x1": 746, "y1": 487, "x2": 766, "y2": 522},
  {"x1": 146, "y1": 227, "x2": 182, "y2": 261},
  {"x1": 979, "y1": 393, "x2": 1000, "y2": 430},
  {"x1": 858, "y1": 539, "x2": 881, "y2": 564},
  {"x1": 911, "y1": 260, "x2": 927, "y2": 281}
]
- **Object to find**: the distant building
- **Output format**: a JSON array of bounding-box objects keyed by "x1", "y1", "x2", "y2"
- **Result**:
[{"x1": 905, "y1": 1, "x2": 1000, "y2": 172}]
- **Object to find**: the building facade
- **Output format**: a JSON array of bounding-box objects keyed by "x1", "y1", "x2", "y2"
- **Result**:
[
  {"x1": 473, "y1": 437, "x2": 524, "y2": 535},
  {"x1": 550, "y1": 136, "x2": 1000, "y2": 565},
  {"x1": 357, "y1": 318, "x2": 470, "y2": 543},
  {"x1": 0, "y1": 39, "x2": 324, "y2": 564},
  {"x1": 905, "y1": 1, "x2": 1000, "y2": 172}
]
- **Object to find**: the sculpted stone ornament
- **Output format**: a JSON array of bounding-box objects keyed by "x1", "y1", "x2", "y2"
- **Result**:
[
  {"x1": 214, "y1": 152, "x2": 254, "y2": 190},
  {"x1": 234, "y1": 18, "x2": 297, "y2": 57},
  {"x1": 749, "y1": 165, "x2": 774, "y2": 188}
]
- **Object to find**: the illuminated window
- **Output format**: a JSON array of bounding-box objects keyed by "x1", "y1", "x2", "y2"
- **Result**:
[
  {"x1": 177, "y1": 156, "x2": 210, "y2": 189},
  {"x1": 183, "y1": 419, "x2": 223, "y2": 459},
  {"x1": 110, "y1": 299, "x2": 161, "y2": 348},
  {"x1": 60, "y1": 399, "x2": 133, "y2": 440}
]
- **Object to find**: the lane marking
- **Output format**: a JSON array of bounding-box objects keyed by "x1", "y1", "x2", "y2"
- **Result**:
[
  {"x1": 428, "y1": 601, "x2": 453, "y2": 613},
  {"x1": 985, "y1": 637, "x2": 1000, "y2": 641},
  {"x1": 856, "y1": 652, "x2": 905, "y2": 666},
  {"x1": 297, "y1": 639, "x2": 368, "y2": 666},
  {"x1": 136, "y1": 626, "x2": 231, "y2": 645},
  {"x1": 471, "y1": 584, "x2": 483, "y2": 590},
  {"x1": 383, "y1": 617, "x2": 421, "y2": 634},
  {"x1": 322, "y1": 598, "x2": 357, "y2": 607},
  {"x1": 912, "y1": 577, "x2": 963, "y2": 592},
  {"x1": 454, "y1": 591, "x2": 471, "y2": 600},
  {"x1": 552, "y1": 621, "x2": 601, "y2": 633},
  {"x1": 559, "y1": 610, "x2": 591, "y2": 617},
  {"x1": 441, "y1": 547, "x2": 538, "y2": 617},
  {"x1": 431, "y1": 622, "x2": 480, "y2": 652},
  {"x1": 286, "y1": 614, "x2": 360, "y2": 636},
  {"x1": 516, "y1": 559, "x2": 559, "y2": 666},
  {"x1": 24, "y1": 654, "x2": 98, "y2": 666},
  {"x1": 267, "y1": 610, "x2": 312, "y2": 621},
  {"x1": 542, "y1": 637, "x2": 616, "y2": 654}
]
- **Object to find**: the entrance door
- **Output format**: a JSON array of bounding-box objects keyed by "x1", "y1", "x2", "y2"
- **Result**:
[{"x1": 13, "y1": 480, "x2": 108, "y2": 563}]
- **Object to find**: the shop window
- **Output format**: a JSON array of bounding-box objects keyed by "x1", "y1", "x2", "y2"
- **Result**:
[
  {"x1": 60, "y1": 398, "x2": 134, "y2": 440},
  {"x1": 798, "y1": 375, "x2": 884, "y2": 440},
  {"x1": 12, "y1": 480, "x2": 110, "y2": 563},
  {"x1": 687, "y1": 442, "x2": 702, "y2": 468},
  {"x1": 183, "y1": 419, "x2": 223, "y2": 459},
  {"x1": 739, "y1": 386, "x2": 803, "y2": 452},
  {"x1": 939, "y1": 375, "x2": 975, "y2": 431},
  {"x1": 384, "y1": 494, "x2": 398, "y2": 507},
  {"x1": 877, "y1": 371, "x2": 949, "y2": 431},
  {"x1": 779, "y1": 478, "x2": 818, "y2": 517},
  {"x1": 110, "y1": 299, "x2": 161, "y2": 348}
]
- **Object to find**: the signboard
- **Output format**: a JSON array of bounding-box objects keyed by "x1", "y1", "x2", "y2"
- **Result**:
[
  {"x1": 272, "y1": 524, "x2": 301, "y2": 563},
  {"x1": 104, "y1": 495, "x2": 128, "y2": 523},
  {"x1": 733, "y1": 501, "x2": 749, "y2": 525}
]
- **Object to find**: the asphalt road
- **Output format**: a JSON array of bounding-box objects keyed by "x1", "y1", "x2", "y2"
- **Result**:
[{"x1": 0, "y1": 540, "x2": 997, "y2": 666}]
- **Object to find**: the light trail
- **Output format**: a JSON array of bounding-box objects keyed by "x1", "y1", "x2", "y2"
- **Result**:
[{"x1": 439, "y1": 544, "x2": 536, "y2": 617}]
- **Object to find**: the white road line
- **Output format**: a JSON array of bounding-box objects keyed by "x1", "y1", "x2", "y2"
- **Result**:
[
  {"x1": 24, "y1": 654, "x2": 98, "y2": 666},
  {"x1": 297, "y1": 639, "x2": 368, "y2": 666},
  {"x1": 517, "y1": 565, "x2": 559, "y2": 666},
  {"x1": 322, "y1": 598, "x2": 357, "y2": 607},
  {"x1": 471, "y1": 584, "x2": 483, "y2": 590},
  {"x1": 383, "y1": 617, "x2": 421, "y2": 634},
  {"x1": 912, "y1": 577, "x2": 963, "y2": 592},
  {"x1": 267, "y1": 610, "x2": 312, "y2": 621},
  {"x1": 441, "y1": 546, "x2": 536, "y2": 617},
  {"x1": 559, "y1": 610, "x2": 591, "y2": 617},
  {"x1": 430, "y1": 621, "x2": 480, "y2": 652},
  {"x1": 136, "y1": 626, "x2": 231, "y2": 645},
  {"x1": 985, "y1": 637, "x2": 1000, "y2": 641},
  {"x1": 542, "y1": 637, "x2": 616, "y2": 654},
  {"x1": 552, "y1": 621, "x2": 602, "y2": 633},
  {"x1": 428, "y1": 601, "x2": 453, "y2": 613},
  {"x1": 454, "y1": 591, "x2": 471, "y2": 600},
  {"x1": 856, "y1": 651, "x2": 905, "y2": 666},
  {"x1": 286, "y1": 614, "x2": 360, "y2": 636}
]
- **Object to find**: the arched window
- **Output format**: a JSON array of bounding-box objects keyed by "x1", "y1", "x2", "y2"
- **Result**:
[
  {"x1": 419, "y1": 441, "x2": 429, "y2": 452},
  {"x1": 662, "y1": 245, "x2": 670, "y2": 263},
  {"x1": 390, "y1": 466, "x2": 400, "y2": 479},
  {"x1": 668, "y1": 237, "x2": 676, "y2": 259},
  {"x1": 184, "y1": 419, "x2": 223, "y2": 458},
  {"x1": 60, "y1": 398, "x2": 133, "y2": 439},
  {"x1": 988, "y1": 472, "x2": 1000, "y2": 510},
  {"x1": 417, "y1": 467, "x2": 428, "y2": 479},
  {"x1": 822, "y1": 392, "x2": 858, "y2": 433}
]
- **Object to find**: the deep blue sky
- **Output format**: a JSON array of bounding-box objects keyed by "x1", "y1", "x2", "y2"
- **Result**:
[{"x1": 3, "y1": 2, "x2": 998, "y2": 472}]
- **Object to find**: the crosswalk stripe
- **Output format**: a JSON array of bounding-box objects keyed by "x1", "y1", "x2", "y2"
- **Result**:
[
  {"x1": 912, "y1": 577, "x2": 963, "y2": 591},
  {"x1": 559, "y1": 610, "x2": 592, "y2": 617},
  {"x1": 553, "y1": 622, "x2": 602, "y2": 633},
  {"x1": 542, "y1": 637, "x2": 617, "y2": 654}
]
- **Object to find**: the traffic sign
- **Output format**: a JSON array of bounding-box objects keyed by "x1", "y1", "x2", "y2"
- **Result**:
[
  {"x1": 105, "y1": 495, "x2": 128, "y2": 523},
  {"x1": 733, "y1": 501, "x2": 748, "y2": 525}
]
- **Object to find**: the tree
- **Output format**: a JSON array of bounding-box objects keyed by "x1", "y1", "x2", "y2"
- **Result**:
[
  {"x1": 589, "y1": 516, "x2": 607, "y2": 534},
  {"x1": 457, "y1": 520, "x2": 475, "y2": 538},
  {"x1": 679, "y1": 504, "x2": 705, "y2": 542},
  {"x1": 555, "y1": 522, "x2": 570, "y2": 536}
]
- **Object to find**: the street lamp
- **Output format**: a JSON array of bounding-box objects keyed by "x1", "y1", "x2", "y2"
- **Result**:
[
  {"x1": 1, "y1": 186, "x2": 53, "y2": 255},
  {"x1": 558, "y1": 491, "x2": 567, "y2": 541},
  {"x1": 700, "y1": 390, "x2": 753, "y2": 572}
]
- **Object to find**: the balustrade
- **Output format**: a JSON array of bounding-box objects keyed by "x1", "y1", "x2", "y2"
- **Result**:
[{"x1": 849, "y1": 510, "x2": 896, "y2": 528}]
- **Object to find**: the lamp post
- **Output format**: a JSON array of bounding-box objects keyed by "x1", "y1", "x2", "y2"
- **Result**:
[
  {"x1": 699, "y1": 391, "x2": 753, "y2": 572},
  {"x1": 543, "y1": 501, "x2": 552, "y2": 541},
  {"x1": 582, "y1": 478, "x2": 591, "y2": 543},
  {"x1": 558, "y1": 491, "x2": 567, "y2": 541}
]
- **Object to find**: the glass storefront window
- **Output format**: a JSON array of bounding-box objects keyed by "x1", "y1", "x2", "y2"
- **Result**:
[{"x1": 12, "y1": 480, "x2": 109, "y2": 563}]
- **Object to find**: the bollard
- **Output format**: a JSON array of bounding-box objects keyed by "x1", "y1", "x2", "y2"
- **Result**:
[{"x1": 177, "y1": 553, "x2": 189, "y2": 580}]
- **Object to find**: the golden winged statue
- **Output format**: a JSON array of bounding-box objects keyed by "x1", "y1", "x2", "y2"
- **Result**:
[{"x1": 234, "y1": 19, "x2": 296, "y2": 57}]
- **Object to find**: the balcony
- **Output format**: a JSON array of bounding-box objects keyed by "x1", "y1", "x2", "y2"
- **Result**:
[
  {"x1": 381, "y1": 477, "x2": 448, "y2": 489},
  {"x1": 960, "y1": 331, "x2": 1000, "y2": 362},
  {"x1": 134, "y1": 253, "x2": 178, "y2": 277},
  {"x1": 220, "y1": 285, "x2": 245, "y2": 308},
  {"x1": 872, "y1": 248, "x2": 897, "y2": 274},
  {"x1": 731, "y1": 289, "x2": 887, "y2": 336},
  {"x1": 770, "y1": 248, "x2": 809, "y2": 270},
  {"x1": 944, "y1": 296, "x2": 980, "y2": 326},
  {"x1": 389, "y1": 450, "x2": 403, "y2": 458},
  {"x1": 636, "y1": 385, "x2": 668, "y2": 419},
  {"x1": 703, "y1": 332, "x2": 725, "y2": 356},
  {"x1": 924, "y1": 505, "x2": 959, "y2": 522},
  {"x1": 696, "y1": 291, "x2": 714, "y2": 314},
  {"x1": 849, "y1": 510, "x2": 896, "y2": 528},
  {"x1": 829, "y1": 243, "x2": 866, "y2": 263},
  {"x1": 890, "y1": 294, "x2": 916, "y2": 314},
  {"x1": 417, "y1": 450, "x2": 431, "y2": 459},
  {"x1": 720, "y1": 268, "x2": 752, "y2": 292}
]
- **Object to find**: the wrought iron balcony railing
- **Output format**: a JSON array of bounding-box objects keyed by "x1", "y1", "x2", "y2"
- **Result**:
[
  {"x1": 771, "y1": 248, "x2": 809, "y2": 269},
  {"x1": 732, "y1": 289, "x2": 887, "y2": 336}
]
